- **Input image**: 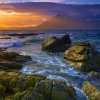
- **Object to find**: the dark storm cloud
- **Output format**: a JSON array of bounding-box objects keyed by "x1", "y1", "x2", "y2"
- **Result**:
[{"x1": 0, "y1": 2, "x2": 100, "y2": 20}]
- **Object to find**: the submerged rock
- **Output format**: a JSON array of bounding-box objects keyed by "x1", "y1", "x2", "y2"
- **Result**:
[
  {"x1": 42, "y1": 34, "x2": 71, "y2": 52},
  {"x1": 0, "y1": 70, "x2": 77, "y2": 100},
  {"x1": 63, "y1": 42, "x2": 100, "y2": 71},
  {"x1": 82, "y1": 81, "x2": 100, "y2": 100}
]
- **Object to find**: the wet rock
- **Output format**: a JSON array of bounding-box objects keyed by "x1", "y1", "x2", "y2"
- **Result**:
[
  {"x1": 0, "y1": 70, "x2": 77, "y2": 100},
  {"x1": 82, "y1": 81, "x2": 100, "y2": 100},
  {"x1": 0, "y1": 51, "x2": 32, "y2": 70},
  {"x1": 34, "y1": 79, "x2": 77, "y2": 100},
  {"x1": 88, "y1": 71, "x2": 100, "y2": 79},
  {"x1": 63, "y1": 42, "x2": 100, "y2": 71},
  {"x1": 21, "y1": 91, "x2": 45, "y2": 100},
  {"x1": 42, "y1": 34, "x2": 71, "y2": 52},
  {"x1": 60, "y1": 34, "x2": 71, "y2": 45},
  {"x1": 0, "y1": 61, "x2": 23, "y2": 70},
  {"x1": 0, "y1": 52, "x2": 31, "y2": 63}
]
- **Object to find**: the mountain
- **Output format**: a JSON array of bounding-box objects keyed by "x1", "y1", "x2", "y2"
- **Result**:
[{"x1": 34, "y1": 14, "x2": 100, "y2": 30}]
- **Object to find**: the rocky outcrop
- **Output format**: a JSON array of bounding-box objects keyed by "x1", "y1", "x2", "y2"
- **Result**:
[
  {"x1": 42, "y1": 34, "x2": 71, "y2": 52},
  {"x1": 0, "y1": 70, "x2": 77, "y2": 100},
  {"x1": 82, "y1": 81, "x2": 100, "y2": 100},
  {"x1": 63, "y1": 42, "x2": 100, "y2": 71},
  {"x1": 0, "y1": 51, "x2": 32, "y2": 70}
]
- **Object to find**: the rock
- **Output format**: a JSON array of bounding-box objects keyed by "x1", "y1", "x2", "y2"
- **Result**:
[
  {"x1": 88, "y1": 71, "x2": 100, "y2": 79},
  {"x1": 60, "y1": 34, "x2": 71, "y2": 45},
  {"x1": 21, "y1": 91, "x2": 45, "y2": 100},
  {"x1": 34, "y1": 79, "x2": 77, "y2": 100},
  {"x1": 82, "y1": 81, "x2": 100, "y2": 100},
  {"x1": 0, "y1": 51, "x2": 32, "y2": 70},
  {"x1": 42, "y1": 34, "x2": 71, "y2": 52},
  {"x1": 0, "y1": 61, "x2": 23, "y2": 70},
  {"x1": 63, "y1": 42, "x2": 100, "y2": 71},
  {"x1": 0, "y1": 52, "x2": 31, "y2": 63},
  {"x1": 0, "y1": 70, "x2": 77, "y2": 100}
]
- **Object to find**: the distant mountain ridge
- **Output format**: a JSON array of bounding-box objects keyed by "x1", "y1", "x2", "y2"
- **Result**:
[{"x1": 33, "y1": 14, "x2": 100, "y2": 30}]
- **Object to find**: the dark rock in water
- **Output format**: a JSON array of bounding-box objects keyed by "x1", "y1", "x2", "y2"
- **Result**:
[
  {"x1": 88, "y1": 71, "x2": 100, "y2": 79},
  {"x1": 63, "y1": 42, "x2": 100, "y2": 71},
  {"x1": 42, "y1": 34, "x2": 71, "y2": 52},
  {"x1": 18, "y1": 36, "x2": 25, "y2": 38},
  {"x1": 60, "y1": 34, "x2": 71, "y2": 45},
  {"x1": 0, "y1": 37, "x2": 11, "y2": 39},
  {"x1": 8, "y1": 33, "x2": 38, "y2": 36},
  {"x1": 0, "y1": 70, "x2": 77, "y2": 100},
  {"x1": 82, "y1": 81, "x2": 100, "y2": 100},
  {"x1": 0, "y1": 51, "x2": 32, "y2": 70}
]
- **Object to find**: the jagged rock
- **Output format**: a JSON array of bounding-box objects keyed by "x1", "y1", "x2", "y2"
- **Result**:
[
  {"x1": 88, "y1": 71, "x2": 100, "y2": 79},
  {"x1": 60, "y1": 34, "x2": 71, "y2": 45},
  {"x1": 63, "y1": 42, "x2": 100, "y2": 71},
  {"x1": 82, "y1": 81, "x2": 100, "y2": 100},
  {"x1": 42, "y1": 34, "x2": 71, "y2": 52}
]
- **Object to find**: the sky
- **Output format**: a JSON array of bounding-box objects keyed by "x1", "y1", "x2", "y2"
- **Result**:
[
  {"x1": 0, "y1": 0, "x2": 100, "y2": 4},
  {"x1": 0, "y1": 0, "x2": 100, "y2": 30}
]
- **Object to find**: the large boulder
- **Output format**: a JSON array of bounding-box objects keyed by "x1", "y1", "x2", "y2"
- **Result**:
[
  {"x1": 34, "y1": 79, "x2": 77, "y2": 100},
  {"x1": 42, "y1": 34, "x2": 71, "y2": 52},
  {"x1": 63, "y1": 42, "x2": 100, "y2": 71},
  {"x1": 82, "y1": 81, "x2": 100, "y2": 100}
]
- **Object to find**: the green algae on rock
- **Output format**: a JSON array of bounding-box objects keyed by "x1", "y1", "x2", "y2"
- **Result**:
[
  {"x1": 63, "y1": 42, "x2": 100, "y2": 71},
  {"x1": 82, "y1": 81, "x2": 100, "y2": 100},
  {"x1": 0, "y1": 70, "x2": 77, "y2": 100},
  {"x1": 0, "y1": 51, "x2": 32, "y2": 70},
  {"x1": 88, "y1": 71, "x2": 100, "y2": 79}
]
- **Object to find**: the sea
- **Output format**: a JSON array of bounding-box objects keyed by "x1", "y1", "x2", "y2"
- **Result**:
[{"x1": 0, "y1": 30, "x2": 100, "y2": 100}]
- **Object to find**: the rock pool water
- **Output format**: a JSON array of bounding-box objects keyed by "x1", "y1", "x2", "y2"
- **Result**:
[{"x1": 0, "y1": 30, "x2": 100, "y2": 100}]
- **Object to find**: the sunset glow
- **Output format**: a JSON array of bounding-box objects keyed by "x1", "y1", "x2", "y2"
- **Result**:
[
  {"x1": 0, "y1": 9, "x2": 49, "y2": 30},
  {"x1": 0, "y1": 1, "x2": 100, "y2": 30}
]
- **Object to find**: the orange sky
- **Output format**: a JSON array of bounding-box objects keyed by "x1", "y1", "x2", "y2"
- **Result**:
[{"x1": 0, "y1": 10, "x2": 49, "y2": 30}]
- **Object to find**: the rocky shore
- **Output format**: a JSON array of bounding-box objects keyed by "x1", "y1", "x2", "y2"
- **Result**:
[
  {"x1": 0, "y1": 50, "x2": 78, "y2": 100},
  {"x1": 42, "y1": 34, "x2": 100, "y2": 100},
  {"x1": 0, "y1": 34, "x2": 100, "y2": 100}
]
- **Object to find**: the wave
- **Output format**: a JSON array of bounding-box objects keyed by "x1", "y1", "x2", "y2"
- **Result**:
[{"x1": 0, "y1": 41, "x2": 22, "y2": 48}]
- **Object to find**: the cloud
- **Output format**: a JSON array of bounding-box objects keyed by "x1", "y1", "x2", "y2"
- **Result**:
[
  {"x1": 31, "y1": 0, "x2": 63, "y2": 3},
  {"x1": 0, "y1": 4, "x2": 14, "y2": 9},
  {"x1": 0, "y1": 2, "x2": 100, "y2": 20}
]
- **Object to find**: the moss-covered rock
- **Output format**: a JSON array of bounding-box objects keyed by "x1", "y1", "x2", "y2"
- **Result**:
[
  {"x1": 88, "y1": 71, "x2": 100, "y2": 79},
  {"x1": 82, "y1": 81, "x2": 100, "y2": 100},
  {"x1": 63, "y1": 42, "x2": 100, "y2": 71},
  {"x1": 21, "y1": 91, "x2": 45, "y2": 100},
  {"x1": 0, "y1": 61, "x2": 23, "y2": 70},
  {"x1": 34, "y1": 79, "x2": 77, "y2": 100},
  {"x1": 0, "y1": 70, "x2": 77, "y2": 100},
  {"x1": 0, "y1": 51, "x2": 32, "y2": 70}
]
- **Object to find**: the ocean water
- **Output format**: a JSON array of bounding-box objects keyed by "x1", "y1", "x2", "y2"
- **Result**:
[{"x1": 0, "y1": 30, "x2": 100, "y2": 100}]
